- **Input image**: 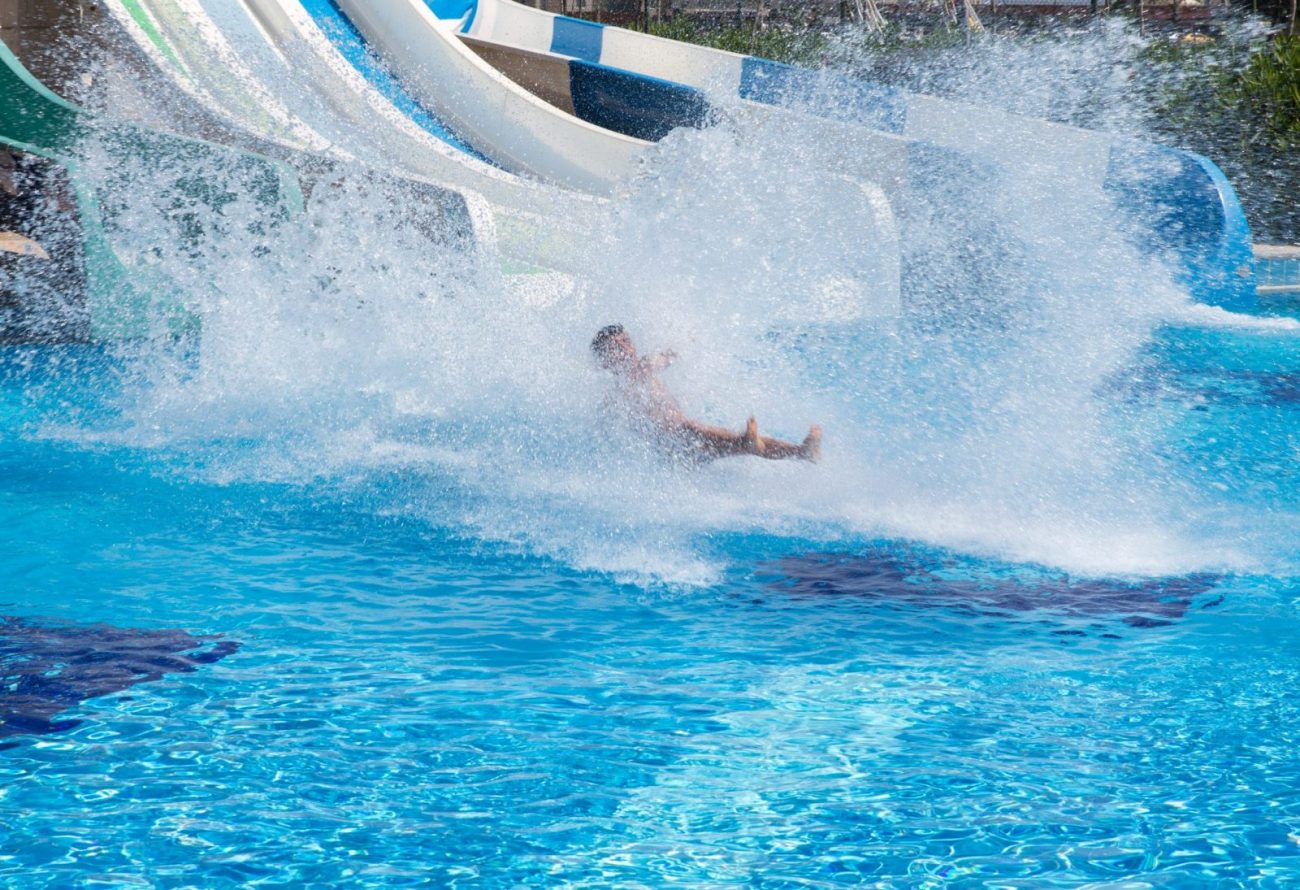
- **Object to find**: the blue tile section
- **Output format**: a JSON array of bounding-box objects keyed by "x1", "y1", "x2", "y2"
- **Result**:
[
  {"x1": 1105, "y1": 143, "x2": 1256, "y2": 312},
  {"x1": 302, "y1": 0, "x2": 491, "y2": 163},
  {"x1": 1257, "y1": 255, "x2": 1300, "y2": 288},
  {"x1": 568, "y1": 59, "x2": 709, "y2": 142},
  {"x1": 423, "y1": 0, "x2": 477, "y2": 28},
  {"x1": 739, "y1": 57, "x2": 906, "y2": 135},
  {"x1": 550, "y1": 16, "x2": 604, "y2": 63}
]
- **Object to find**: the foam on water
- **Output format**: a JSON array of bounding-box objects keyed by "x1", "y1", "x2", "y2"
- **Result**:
[
  {"x1": 37, "y1": 24, "x2": 1300, "y2": 585},
  {"x1": 1173, "y1": 302, "x2": 1300, "y2": 332}
]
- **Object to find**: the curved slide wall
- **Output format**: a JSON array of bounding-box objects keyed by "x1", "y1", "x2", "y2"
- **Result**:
[
  {"x1": 101, "y1": 0, "x2": 514, "y2": 269},
  {"x1": 351, "y1": 3, "x2": 993, "y2": 323},
  {"x1": 102, "y1": 0, "x2": 611, "y2": 275},
  {"x1": 321, "y1": 0, "x2": 901, "y2": 317},
  {"x1": 336, "y1": 1, "x2": 1008, "y2": 316},
  {"x1": 332, "y1": 0, "x2": 649, "y2": 195},
  {"x1": 12, "y1": 0, "x2": 905, "y2": 322},
  {"x1": 155, "y1": 0, "x2": 903, "y2": 316},
  {"x1": 0, "y1": 40, "x2": 302, "y2": 340},
  {"x1": 461, "y1": 0, "x2": 1258, "y2": 311}
]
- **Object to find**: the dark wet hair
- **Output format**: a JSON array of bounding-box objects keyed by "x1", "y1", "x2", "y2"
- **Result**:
[{"x1": 590, "y1": 324, "x2": 625, "y2": 356}]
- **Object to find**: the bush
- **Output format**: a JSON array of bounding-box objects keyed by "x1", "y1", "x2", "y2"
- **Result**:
[
  {"x1": 639, "y1": 16, "x2": 830, "y2": 67},
  {"x1": 1149, "y1": 34, "x2": 1300, "y2": 240},
  {"x1": 1232, "y1": 35, "x2": 1300, "y2": 150}
]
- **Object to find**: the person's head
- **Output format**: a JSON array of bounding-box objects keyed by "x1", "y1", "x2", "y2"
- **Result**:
[{"x1": 591, "y1": 324, "x2": 637, "y2": 372}]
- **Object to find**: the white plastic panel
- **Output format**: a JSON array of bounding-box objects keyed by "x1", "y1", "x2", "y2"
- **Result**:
[
  {"x1": 598, "y1": 22, "x2": 743, "y2": 95},
  {"x1": 336, "y1": 0, "x2": 647, "y2": 195},
  {"x1": 463, "y1": 0, "x2": 553, "y2": 52}
]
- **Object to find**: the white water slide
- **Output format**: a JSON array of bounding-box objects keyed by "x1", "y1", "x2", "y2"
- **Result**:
[
  {"x1": 101, "y1": 0, "x2": 906, "y2": 318},
  {"x1": 101, "y1": 0, "x2": 604, "y2": 273},
  {"x1": 336, "y1": 0, "x2": 984, "y2": 205},
  {"x1": 331, "y1": 0, "x2": 646, "y2": 195}
]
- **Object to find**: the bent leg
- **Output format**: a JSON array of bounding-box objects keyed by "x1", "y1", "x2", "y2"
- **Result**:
[
  {"x1": 675, "y1": 418, "x2": 758, "y2": 459},
  {"x1": 758, "y1": 425, "x2": 821, "y2": 462},
  {"x1": 670, "y1": 418, "x2": 820, "y2": 462}
]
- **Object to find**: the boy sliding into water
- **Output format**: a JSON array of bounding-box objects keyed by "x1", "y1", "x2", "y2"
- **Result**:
[{"x1": 591, "y1": 324, "x2": 821, "y2": 463}]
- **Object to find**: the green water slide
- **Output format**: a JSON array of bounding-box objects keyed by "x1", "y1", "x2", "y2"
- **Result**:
[{"x1": 0, "y1": 39, "x2": 302, "y2": 340}]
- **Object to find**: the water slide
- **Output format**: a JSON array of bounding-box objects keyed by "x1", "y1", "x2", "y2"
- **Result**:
[
  {"x1": 326, "y1": 0, "x2": 1048, "y2": 317},
  {"x1": 330, "y1": 0, "x2": 649, "y2": 194},
  {"x1": 103, "y1": 0, "x2": 580, "y2": 284},
  {"x1": 99, "y1": 0, "x2": 614, "y2": 277},
  {"x1": 112, "y1": 0, "x2": 499, "y2": 192},
  {"x1": 451, "y1": 0, "x2": 1259, "y2": 312},
  {"x1": 98, "y1": 0, "x2": 498, "y2": 254},
  {"x1": 333, "y1": 0, "x2": 962, "y2": 210},
  {"x1": 0, "y1": 40, "x2": 301, "y2": 340},
  {"x1": 99, "y1": 0, "x2": 907, "y2": 317},
  {"x1": 107, "y1": 0, "x2": 336, "y2": 157}
]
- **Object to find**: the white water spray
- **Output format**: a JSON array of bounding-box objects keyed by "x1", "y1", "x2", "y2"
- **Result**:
[{"x1": 45, "y1": 21, "x2": 1296, "y2": 584}]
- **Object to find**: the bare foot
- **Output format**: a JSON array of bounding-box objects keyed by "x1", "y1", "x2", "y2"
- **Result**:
[
  {"x1": 800, "y1": 425, "x2": 822, "y2": 462},
  {"x1": 744, "y1": 416, "x2": 765, "y2": 455}
]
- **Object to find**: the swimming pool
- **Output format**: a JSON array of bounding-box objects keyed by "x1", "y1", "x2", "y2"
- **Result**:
[
  {"x1": 5, "y1": 51, "x2": 1300, "y2": 881},
  {"x1": 4, "y1": 306, "x2": 1300, "y2": 886}
]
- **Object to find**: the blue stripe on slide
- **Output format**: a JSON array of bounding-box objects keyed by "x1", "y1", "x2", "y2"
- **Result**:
[
  {"x1": 568, "y1": 59, "x2": 709, "y2": 142},
  {"x1": 423, "y1": 0, "x2": 477, "y2": 29},
  {"x1": 550, "y1": 16, "x2": 603, "y2": 63},
  {"x1": 302, "y1": 0, "x2": 491, "y2": 162},
  {"x1": 739, "y1": 57, "x2": 906, "y2": 135}
]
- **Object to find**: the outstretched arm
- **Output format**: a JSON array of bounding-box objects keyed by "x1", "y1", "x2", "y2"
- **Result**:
[{"x1": 642, "y1": 351, "x2": 677, "y2": 373}]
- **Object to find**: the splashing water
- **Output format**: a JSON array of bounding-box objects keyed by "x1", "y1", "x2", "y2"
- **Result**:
[
  {"x1": 25, "y1": 20, "x2": 1297, "y2": 586},
  {"x1": 10, "y1": 22, "x2": 1300, "y2": 888},
  {"x1": 828, "y1": 19, "x2": 1158, "y2": 133}
]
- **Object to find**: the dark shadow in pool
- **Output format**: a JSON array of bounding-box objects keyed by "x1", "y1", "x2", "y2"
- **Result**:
[
  {"x1": 0, "y1": 616, "x2": 239, "y2": 742},
  {"x1": 1116, "y1": 365, "x2": 1300, "y2": 410},
  {"x1": 763, "y1": 552, "x2": 1220, "y2": 631}
]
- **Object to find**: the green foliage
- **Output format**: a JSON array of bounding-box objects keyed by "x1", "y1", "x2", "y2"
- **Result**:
[
  {"x1": 636, "y1": 16, "x2": 830, "y2": 67},
  {"x1": 1143, "y1": 34, "x2": 1300, "y2": 240},
  {"x1": 1234, "y1": 35, "x2": 1300, "y2": 149},
  {"x1": 1150, "y1": 34, "x2": 1299, "y2": 150}
]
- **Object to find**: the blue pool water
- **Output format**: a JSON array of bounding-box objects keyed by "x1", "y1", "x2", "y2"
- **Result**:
[
  {"x1": 6, "y1": 52, "x2": 1300, "y2": 881},
  {"x1": 3, "y1": 321, "x2": 1300, "y2": 885}
]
